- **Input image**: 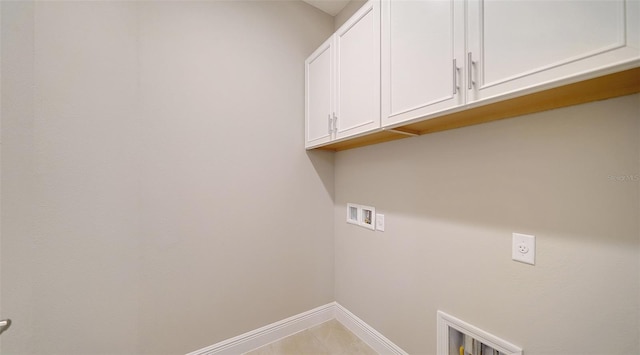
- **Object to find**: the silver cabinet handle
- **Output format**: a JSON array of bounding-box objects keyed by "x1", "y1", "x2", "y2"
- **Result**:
[
  {"x1": 467, "y1": 52, "x2": 474, "y2": 90},
  {"x1": 328, "y1": 114, "x2": 332, "y2": 134},
  {"x1": 332, "y1": 113, "x2": 338, "y2": 134},
  {"x1": 0, "y1": 319, "x2": 12, "y2": 335},
  {"x1": 453, "y1": 58, "x2": 458, "y2": 95}
]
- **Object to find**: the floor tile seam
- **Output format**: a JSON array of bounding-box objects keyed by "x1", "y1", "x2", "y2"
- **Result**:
[
  {"x1": 313, "y1": 320, "x2": 367, "y2": 354},
  {"x1": 242, "y1": 328, "x2": 309, "y2": 355},
  {"x1": 309, "y1": 319, "x2": 337, "y2": 343},
  {"x1": 307, "y1": 326, "x2": 334, "y2": 353}
]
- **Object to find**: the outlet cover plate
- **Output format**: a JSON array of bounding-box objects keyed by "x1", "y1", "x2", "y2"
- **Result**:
[
  {"x1": 512, "y1": 233, "x2": 535, "y2": 265},
  {"x1": 375, "y1": 213, "x2": 385, "y2": 231}
]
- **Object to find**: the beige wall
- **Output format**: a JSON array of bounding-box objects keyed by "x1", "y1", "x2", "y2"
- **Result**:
[
  {"x1": 334, "y1": 94, "x2": 640, "y2": 354},
  {"x1": 4, "y1": 0, "x2": 639, "y2": 354},
  {"x1": 0, "y1": 1, "x2": 334, "y2": 354}
]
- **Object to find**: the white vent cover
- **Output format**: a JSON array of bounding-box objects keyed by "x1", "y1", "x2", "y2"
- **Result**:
[{"x1": 437, "y1": 311, "x2": 523, "y2": 355}]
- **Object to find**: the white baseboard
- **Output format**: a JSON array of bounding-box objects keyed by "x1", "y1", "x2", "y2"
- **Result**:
[
  {"x1": 335, "y1": 303, "x2": 409, "y2": 355},
  {"x1": 186, "y1": 303, "x2": 334, "y2": 355},
  {"x1": 185, "y1": 302, "x2": 408, "y2": 355}
]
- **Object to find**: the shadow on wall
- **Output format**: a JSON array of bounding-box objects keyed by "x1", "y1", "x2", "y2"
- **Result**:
[
  {"x1": 334, "y1": 94, "x2": 640, "y2": 246},
  {"x1": 307, "y1": 149, "x2": 336, "y2": 201}
]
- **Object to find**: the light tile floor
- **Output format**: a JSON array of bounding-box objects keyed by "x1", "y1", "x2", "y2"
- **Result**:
[{"x1": 243, "y1": 319, "x2": 378, "y2": 355}]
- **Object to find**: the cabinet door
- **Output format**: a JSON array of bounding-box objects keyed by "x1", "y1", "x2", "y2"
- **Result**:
[
  {"x1": 467, "y1": 0, "x2": 640, "y2": 103},
  {"x1": 305, "y1": 37, "x2": 333, "y2": 149},
  {"x1": 381, "y1": 0, "x2": 465, "y2": 127},
  {"x1": 334, "y1": 0, "x2": 381, "y2": 140}
]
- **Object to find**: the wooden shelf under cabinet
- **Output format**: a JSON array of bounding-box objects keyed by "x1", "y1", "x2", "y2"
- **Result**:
[{"x1": 314, "y1": 67, "x2": 640, "y2": 152}]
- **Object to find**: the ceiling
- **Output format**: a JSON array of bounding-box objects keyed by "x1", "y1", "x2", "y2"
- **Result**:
[{"x1": 302, "y1": 0, "x2": 350, "y2": 16}]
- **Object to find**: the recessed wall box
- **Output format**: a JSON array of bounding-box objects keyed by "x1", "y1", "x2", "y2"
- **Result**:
[
  {"x1": 437, "y1": 311, "x2": 522, "y2": 355},
  {"x1": 347, "y1": 203, "x2": 359, "y2": 225},
  {"x1": 359, "y1": 205, "x2": 376, "y2": 230},
  {"x1": 346, "y1": 203, "x2": 376, "y2": 231}
]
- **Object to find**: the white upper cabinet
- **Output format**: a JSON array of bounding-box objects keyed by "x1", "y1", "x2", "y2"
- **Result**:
[
  {"x1": 466, "y1": 0, "x2": 640, "y2": 102},
  {"x1": 334, "y1": 0, "x2": 381, "y2": 140},
  {"x1": 381, "y1": 0, "x2": 639, "y2": 128},
  {"x1": 309, "y1": 0, "x2": 638, "y2": 150},
  {"x1": 305, "y1": 0, "x2": 381, "y2": 149},
  {"x1": 381, "y1": 0, "x2": 465, "y2": 127},
  {"x1": 305, "y1": 37, "x2": 333, "y2": 149}
]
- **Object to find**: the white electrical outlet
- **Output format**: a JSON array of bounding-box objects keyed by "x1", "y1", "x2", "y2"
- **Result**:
[
  {"x1": 375, "y1": 214, "x2": 385, "y2": 231},
  {"x1": 512, "y1": 233, "x2": 535, "y2": 265}
]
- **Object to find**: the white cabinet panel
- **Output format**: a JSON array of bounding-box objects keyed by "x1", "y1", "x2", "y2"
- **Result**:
[
  {"x1": 309, "y1": 0, "x2": 639, "y2": 150},
  {"x1": 381, "y1": 0, "x2": 639, "y2": 128},
  {"x1": 335, "y1": 0, "x2": 381, "y2": 139},
  {"x1": 382, "y1": 0, "x2": 465, "y2": 126},
  {"x1": 305, "y1": 0, "x2": 381, "y2": 148},
  {"x1": 305, "y1": 38, "x2": 333, "y2": 148},
  {"x1": 467, "y1": 0, "x2": 640, "y2": 102}
]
